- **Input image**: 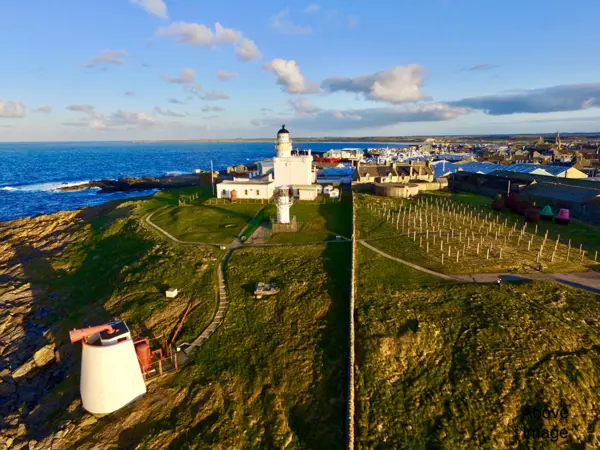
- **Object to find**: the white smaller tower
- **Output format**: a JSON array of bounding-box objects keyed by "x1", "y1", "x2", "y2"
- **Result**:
[
  {"x1": 70, "y1": 321, "x2": 147, "y2": 415},
  {"x1": 275, "y1": 187, "x2": 292, "y2": 224}
]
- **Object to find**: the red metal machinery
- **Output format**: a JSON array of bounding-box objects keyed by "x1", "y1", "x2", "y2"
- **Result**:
[{"x1": 70, "y1": 324, "x2": 115, "y2": 344}]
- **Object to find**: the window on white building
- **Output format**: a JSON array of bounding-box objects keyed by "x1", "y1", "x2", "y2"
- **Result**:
[{"x1": 244, "y1": 190, "x2": 248, "y2": 196}]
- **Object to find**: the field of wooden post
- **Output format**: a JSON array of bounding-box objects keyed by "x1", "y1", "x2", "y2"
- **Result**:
[{"x1": 355, "y1": 192, "x2": 600, "y2": 275}]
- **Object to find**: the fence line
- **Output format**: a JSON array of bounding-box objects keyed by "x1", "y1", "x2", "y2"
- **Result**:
[{"x1": 347, "y1": 191, "x2": 357, "y2": 450}]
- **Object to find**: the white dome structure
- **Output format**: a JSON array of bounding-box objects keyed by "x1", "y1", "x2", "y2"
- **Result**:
[{"x1": 71, "y1": 321, "x2": 147, "y2": 415}]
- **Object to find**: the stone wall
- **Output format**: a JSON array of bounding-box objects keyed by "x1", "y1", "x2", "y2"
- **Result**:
[{"x1": 346, "y1": 192, "x2": 357, "y2": 450}]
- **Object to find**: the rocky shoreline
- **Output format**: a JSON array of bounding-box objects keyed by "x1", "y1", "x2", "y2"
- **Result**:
[{"x1": 57, "y1": 173, "x2": 215, "y2": 193}]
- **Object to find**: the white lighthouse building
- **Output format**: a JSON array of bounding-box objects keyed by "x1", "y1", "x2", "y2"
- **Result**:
[{"x1": 273, "y1": 125, "x2": 316, "y2": 190}]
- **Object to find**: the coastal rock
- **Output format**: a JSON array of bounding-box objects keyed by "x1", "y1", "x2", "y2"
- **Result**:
[
  {"x1": 33, "y1": 345, "x2": 55, "y2": 368},
  {"x1": 12, "y1": 360, "x2": 36, "y2": 379},
  {"x1": 78, "y1": 415, "x2": 98, "y2": 428}
]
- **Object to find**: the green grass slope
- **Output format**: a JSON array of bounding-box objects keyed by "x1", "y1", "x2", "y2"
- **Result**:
[{"x1": 355, "y1": 245, "x2": 600, "y2": 449}]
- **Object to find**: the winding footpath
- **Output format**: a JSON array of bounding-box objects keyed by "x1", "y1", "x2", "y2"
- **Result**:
[{"x1": 360, "y1": 240, "x2": 600, "y2": 294}]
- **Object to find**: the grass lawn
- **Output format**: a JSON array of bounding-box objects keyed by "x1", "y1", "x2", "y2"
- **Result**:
[
  {"x1": 150, "y1": 202, "x2": 264, "y2": 244},
  {"x1": 137, "y1": 185, "x2": 215, "y2": 214},
  {"x1": 355, "y1": 244, "x2": 600, "y2": 449},
  {"x1": 65, "y1": 243, "x2": 351, "y2": 449},
  {"x1": 264, "y1": 194, "x2": 353, "y2": 243},
  {"x1": 355, "y1": 192, "x2": 600, "y2": 274}
]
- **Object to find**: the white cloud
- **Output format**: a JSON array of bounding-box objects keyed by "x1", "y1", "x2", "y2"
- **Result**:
[
  {"x1": 202, "y1": 105, "x2": 225, "y2": 112},
  {"x1": 33, "y1": 105, "x2": 52, "y2": 114},
  {"x1": 154, "y1": 106, "x2": 185, "y2": 117},
  {"x1": 305, "y1": 3, "x2": 320, "y2": 13},
  {"x1": 264, "y1": 58, "x2": 319, "y2": 94},
  {"x1": 161, "y1": 68, "x2": 196, "y2": 84},
  {"x1": 66, "y1": 104, "x2": 104, "y2": 120},
  {"x1": 217, "y1": 71, "x2": 238, "y2": 81},
  {"x1": 289, "y1": 98, "x2": 321, "y2": 117},
  {"x1": 235, "y1": 38, "x2": 262, "y2": 61},
  {"x1": 124, "y1": 91, "x2": 135, "y2": 97},
  {"x1": 168, "y1": 98, "x2": 186, "y2": 104},
  {"x1": 65, "y1": 105, "x2": 160, "y2": 129},
  {"x1": 157, "y1": 22, "x2": 261, "y2": 62},
  {"x1": 109, "y1": 110, "x2": 160, "y2": 127},
  {"x1": 85, "y1": 49, "x2": 128, "y2": 68},
  {"x1": 321, "y1": 65, "x2": 430, "y2": 104},
  {"x1": 0, "y1": 100, "x2": 25, "y2": 118},
  {"x1": 156, "y1": 22, "x2": 242, "y2": 46},
  {"x1": 130, "y1": 0, "x2": 168, "y2": 19},
  {"x1": 202, "y1": 91, "x2": 230, "y2": 101},
  {"x1": 271, "y1": 9, "x2": 313, "y2": 35},
  {"x1": 268, "y1": 103, "x2": 469, "y2": 131},
  {"x1": 347, "y1": 15, "x2": 359, "y2": 29}
]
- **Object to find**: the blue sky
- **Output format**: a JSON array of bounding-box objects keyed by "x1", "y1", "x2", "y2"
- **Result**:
[{"x1": 1, "y1": 0, "x2": 600, "y2": 141}]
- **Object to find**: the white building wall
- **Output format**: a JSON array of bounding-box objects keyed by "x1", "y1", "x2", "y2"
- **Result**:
[
  {"x1": 274, "y1": 156, "x2": 314, "y2": 187},
  {"x1": 217, "y1": 182, "x2": 274, "y2": 199}
]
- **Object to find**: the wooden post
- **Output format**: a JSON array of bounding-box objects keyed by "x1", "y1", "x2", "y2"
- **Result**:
[
  {"x1": 448, "y1": 246, "x2": 451, "y2": 257},
  {"x1": 441, "y1": 253, "x2": 444, "y2": 265},
  {"x1": 419, "y1": 236, "x2": 423, "y2": 247},
  {"x1": 581, "y1": 251, "x2": 586, "y2": 262},
  {"x1": 499, "y1": 247, "x2": 503, "y2": 259},
  {"x1": 579, "y1": 243, "x2": 583, "y2": 255},
  {"x1": 595, "y1": 250, "x2": 598, "y2": 262},
  {"x1": 456, "y1": 251, "x2": 459, "y2": 263},
  {"x1": 426, "y1": 242, "x2": 429, "y2": 253},
  {"x1": 476, "y1": 243, "x2": 480, "y2": 254},
  {"x1": 535, "y1": 224, "x2": 538, "y2": 234},
  {"x1": 486, "y1": 248, "x2": 490, "y2": 260}
]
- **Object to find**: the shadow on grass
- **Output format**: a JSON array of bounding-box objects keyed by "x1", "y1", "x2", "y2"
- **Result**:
[{"x1": 287, "y1": 245, "x2": 350, "y2": 446}]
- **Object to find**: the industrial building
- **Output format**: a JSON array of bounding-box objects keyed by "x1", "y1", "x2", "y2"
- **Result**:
[
  {"x1": 452, "y1": 162, "x2": 588, "y2": 179},
  {"x1": 449, "y1": 171, "x2": 600, "y2": 224}
]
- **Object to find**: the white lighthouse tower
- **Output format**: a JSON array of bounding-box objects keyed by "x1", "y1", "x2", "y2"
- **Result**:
[
  {"x1": 275, "y1": 187, "x2": 292, "y2": 224},
  {"x1": 275, "y1": 124, "x2": 293, "y2": 157},
  {"x1": 273, "y1": 125, "x2": 314, "y2": 188}
]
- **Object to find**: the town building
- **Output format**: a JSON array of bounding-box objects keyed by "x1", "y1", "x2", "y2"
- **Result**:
[{"x1": 354, "y1": 161, "x2": 434, "y2": 184}]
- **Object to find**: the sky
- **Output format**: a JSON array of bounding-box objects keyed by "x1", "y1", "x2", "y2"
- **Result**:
[{"x1": 1, "y1": 0, "x2": 600, "y2": 141}]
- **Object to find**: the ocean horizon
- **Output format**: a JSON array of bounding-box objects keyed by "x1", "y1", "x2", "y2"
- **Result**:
[{"x1": 0, "y1": 141, "x2": 408, "y2": 222}]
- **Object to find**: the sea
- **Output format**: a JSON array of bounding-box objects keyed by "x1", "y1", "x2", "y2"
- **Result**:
[{"x1": 0, "y1": 141, "x2": 409, "y2": 222}]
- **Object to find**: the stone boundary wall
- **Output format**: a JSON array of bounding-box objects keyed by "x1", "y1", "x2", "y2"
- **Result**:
[{"x1": 346, "y1": 191, "x2": 357, "y2": 450}]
